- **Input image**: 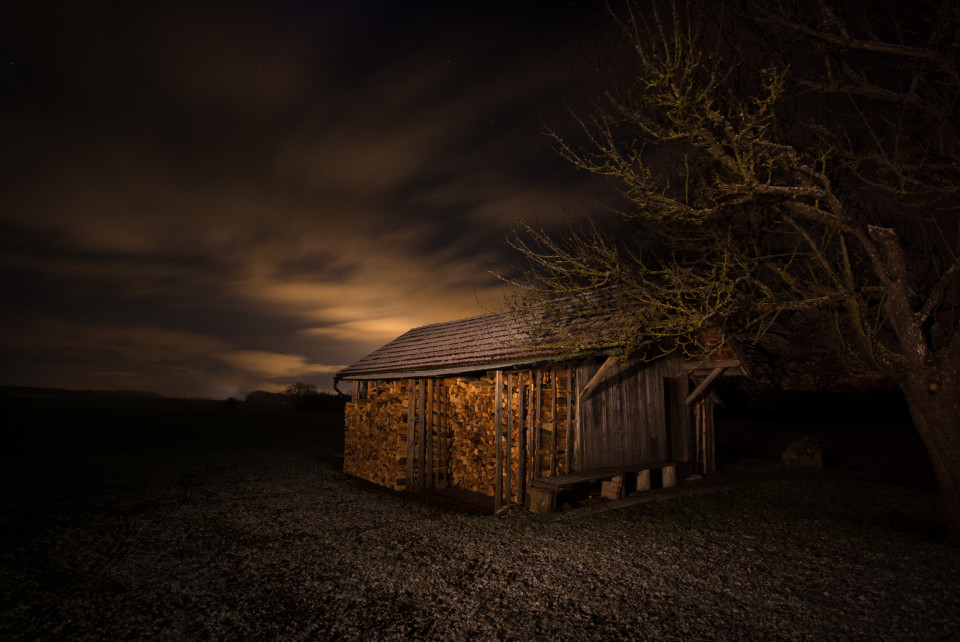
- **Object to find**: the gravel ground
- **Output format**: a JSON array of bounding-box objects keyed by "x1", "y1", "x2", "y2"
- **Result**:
[{"x1": 2, "y1": 405, "x2": 959, "y2": 640}]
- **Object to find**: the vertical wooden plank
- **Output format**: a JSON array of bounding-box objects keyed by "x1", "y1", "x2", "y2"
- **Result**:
[
  {"x1": 695, "y1": 402, "x2": 705, "y2": 474},
  {"x1": 609, "y1": 359, "x2": 622, "y2": 466},
  {"x1": 517, "y1": 372, "x2": 526, "y2": 501},
  {"x1": 433, "y1": 379, "x2": 439, "y2": 488},
  {"x1": 423, "y1": 378, "x2": 436, "y2": 488},
  {"x1": 654, "y1": 366, "x2": 667, "y2": 461},
  {"x1": 494, "y1": 370, "x2": 503, "y2": 512},
  {"x1": 435, "y1": 380, "x2": 442, "y2": 488},
  {"x1": 352, "y1": 381, "x2": 359, "y2": 400},
  {"x1": 528, "y1": 370, "x2": 535, "y2": 482},
  {"x1": 623, "y1": 363, "x2": 649, "y2": 463},
  {"x1": 578, "y1": 361, "x2": 594, "y2": 469},
  {"x1": 529, "y1": 371, "x2": 535, "y2": 483},
  {"x1": 706, "y1": 399, "x2": 716, "y2": 474},
  {"x1": 436, "y1": 380, "x2": 443, "y2": 488},
  {"x1": 534, "y1": 369, "x2": 542, "y2": 480},
  {"x1": 573, "y1": 366, "x2": 582, "y2": 473},
  {"x1": 685, "y1": 374, "x2": 695, "y2": 469},
  {"x1": 417, "y1": 378, "x2": 427, "y2": 490},
  {"x1": 406, "y1": 379, "x2": 415, "y2": 491},
  {"x1": 550, "y1": 367, "x2": 558, "y2": 476},
  {"x1": 565, "y1": 366, "x2": 573, "y2": 473},
  {"x1": 440, "y1": 380, "x2": 448, "y2": 487},
  {"x1": 506, "y1": 372, "x2": 513, "y2": 503}
]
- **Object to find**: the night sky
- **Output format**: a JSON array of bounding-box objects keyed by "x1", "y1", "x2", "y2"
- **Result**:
[{"x1": 1, "y1": 1, "x2": 621, "y2": 398}]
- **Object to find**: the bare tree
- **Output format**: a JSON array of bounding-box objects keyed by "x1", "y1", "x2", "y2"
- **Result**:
[
  {"x1": 510, "y1": 1, "x2": 960, "y2": 540},
  {"x1": 283, "y1": 382, "x2": 319, "y2": 410}
]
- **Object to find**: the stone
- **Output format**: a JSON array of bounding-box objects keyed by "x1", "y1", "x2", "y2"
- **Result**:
[{"x1": 781, "y1": 437, "x2": 824, "y2": 469}]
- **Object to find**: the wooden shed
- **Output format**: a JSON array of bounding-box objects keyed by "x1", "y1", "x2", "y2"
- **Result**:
[{"x1": 334, "y1": 310, "x2": 744, "y2": 512}]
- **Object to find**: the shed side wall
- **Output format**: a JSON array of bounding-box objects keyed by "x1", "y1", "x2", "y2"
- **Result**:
[{"x1": 576, "y1": 355, "x2": 687, "y2": 469}]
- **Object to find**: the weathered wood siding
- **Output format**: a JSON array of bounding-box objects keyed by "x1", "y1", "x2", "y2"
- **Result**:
[{"x1": 576, "y1": 355, "x2": 689, "y2": 470}]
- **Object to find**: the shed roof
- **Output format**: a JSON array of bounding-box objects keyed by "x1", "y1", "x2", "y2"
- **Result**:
[
  {"x1": 335, "y1": 311, "x2": 569, "y2": 381},
  {"x1": 336, "y1": 304, "x2": 747, "y2": 382}
]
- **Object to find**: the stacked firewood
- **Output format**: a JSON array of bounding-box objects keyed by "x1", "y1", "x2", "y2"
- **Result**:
[
  {"x1": 342, "y1": 371, "x2": 574, "y2": 499},
  {"x1": 446, "y1": 377, "x2": 498, "y2": 495},
  {"x1": 343, "y1": 381, "x2": 409, "y2": 490}
]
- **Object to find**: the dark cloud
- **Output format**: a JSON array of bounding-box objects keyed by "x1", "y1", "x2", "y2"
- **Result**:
[{"x1": 0, "y1": 0, "x2": 620, "y2": 396}]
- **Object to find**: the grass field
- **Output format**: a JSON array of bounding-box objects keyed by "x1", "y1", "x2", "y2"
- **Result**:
[{"x1": 1, "y1": 398, "x2": 958, "y2": 639}]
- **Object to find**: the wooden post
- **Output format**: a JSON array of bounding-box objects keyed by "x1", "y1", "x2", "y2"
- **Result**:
[
  {"x1": 573, "y1": 369, "x2": 582, "y2": 473},
  {"x1": 565, "y1": 367, "x2": 573, "y2": 473},
  {"x1": 406, "y1": 379, "x2": 415, "y2": 491},
  {"x1": 437, "y1": 380, "x2": 444, "y2": 488},
  {"x1": 417, "y1": 378, "x2": 426, "y2": 490},
  {"x1": 662, "y1": 465, "x2": 677, "y2": 488},
  {"x1": 527, "y1": 372, "x2": 535, "y2": 485},
  {"x1": 506, "y1": 372, "x2": 513, "y2": 503},
  {"x1": 534, "y1": 369, "x2": 542, "y2": 480},
  {"x1": 705, "y1": 399, "x2": 716, "y2": 474},
  {"x1": 441, "y1": 381, "x2": 449, "y2": 487},
  {"x1": 602, "y1": 474, "x2": 624, "y2": 500},
  {"x1": 425, "y1": 379, "x2": 434, "y2": 490},
  {"x1": 636, "y1": 469, "x2": 651, "y2": 491},
  {"x1": 435, "y1": 380, "x2": 441, "y2": 487},
  {"x1": 494, "y1": 370, "x2": 503, "y2": 512},
  {"x1": 550, "y1": 367, "x2": 558, "y2": 476},
  {"x1": 518, "y1": 372, "x2": 526, "y2": 501},
  {"x1": 526, "y1": 487, "x2": 556, "y2": 514}
]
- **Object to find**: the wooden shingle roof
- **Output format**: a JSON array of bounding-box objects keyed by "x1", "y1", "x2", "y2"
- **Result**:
[{"x1": 335, "y1": 311, "x2": 569, "y2": 381}]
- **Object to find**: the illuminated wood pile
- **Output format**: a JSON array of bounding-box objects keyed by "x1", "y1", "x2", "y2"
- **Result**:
[
  {"x1": 446, "y1": 376, "x2": 497, "y2": 496},
  {"x1": 342, "y1": 369, "x2": 574, "y2": 503},
  {"x1": 337, "y1": 310, "x2": 743, "y2": 513},
  {"x1": 343, "y1": 381, "x2": 408, "y2": 490}
]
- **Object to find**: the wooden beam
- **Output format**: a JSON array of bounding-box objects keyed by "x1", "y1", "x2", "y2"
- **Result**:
[
  {"x1": 494, "y1": 370, "x2": 503, "y2": 512},
  {"x1": 534, "y1": 369, "x2": 542, "y2": 482},
  {"x1": 565, "y1": 366, "x2": 572, "y2": 473},
  {"x1": 550, "y1": 368, "x2": 558, "y2": 476},
  {"x1": 437, "y1": 380, "x2": 445, "y2": 488},
  {"x1": 426, "y1": 379, "x2": 432, "y2": 489},
  {"x1": 685, "y1": 366, "x2": 725, "y2": 405},
  {"x1": 417, "y1": 378, "x2": 426, "y2": 490},
  {"x1": 406, "y1": 380, "x2": 415, "y2": 491},
  {"x1": 518, "y1": 372, "x2": 526, "y2": 501},
  {"x1": 579, "y1": 355, "x2": 618, "y2": 400},
  {"x1": 506, "y1": 372, "x2": 513, "y2": 503},
  {"x1": 528, "y1": 372, "x2": 536, "y2": 484},
  {"x1": 573, "y1": 369, "x2": 582, "y2": 473}
]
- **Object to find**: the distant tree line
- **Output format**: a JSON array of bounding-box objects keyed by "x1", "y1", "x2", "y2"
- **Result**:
[{"x1": 242, "y1": 383, "x2": 348, "y2": 411}]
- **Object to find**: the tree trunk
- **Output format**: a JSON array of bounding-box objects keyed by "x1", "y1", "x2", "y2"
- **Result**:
[{"x1": 901, "y1": 359, "x2": 960, "y2": 543}]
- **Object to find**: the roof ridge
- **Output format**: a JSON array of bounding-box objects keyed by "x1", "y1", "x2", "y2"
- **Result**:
[{"x1": 403, "y1": 308, "x2": 511, "y2": 333}]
